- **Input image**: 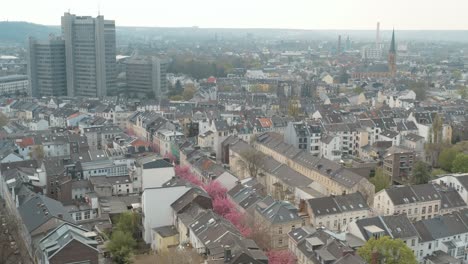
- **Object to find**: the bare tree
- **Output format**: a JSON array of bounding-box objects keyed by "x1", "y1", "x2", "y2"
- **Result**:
[
  {"x1": 245, "y1": 214, "x2": 272, "y2": 250},
  {"x1": 236, "y1": 149, "x2": 264, "y2": 178},
  {"x1": 0, "y1": 112, "x2": 8, "y2": 128},
  {"x1": 29, "y1": 145, "x2": 45, "y2": 161}
]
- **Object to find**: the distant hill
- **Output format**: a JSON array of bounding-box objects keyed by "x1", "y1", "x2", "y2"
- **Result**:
[
  {"x1": 1, "y1": 21, "x2": 468, "y2": 44},
  {"x1": 0, "y1": 21, "x2": 59, "y2": 44}
]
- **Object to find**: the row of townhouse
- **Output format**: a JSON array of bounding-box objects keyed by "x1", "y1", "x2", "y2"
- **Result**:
[
  {"x1": 141, "y1": 184, "x2": 269, "y2": 263},
  {"x1": 348, "y1": 210, "x2": 468, "y2": 263},
  {"x1": 374, "y1": 183, "x2": 467, "y2": 221},
  {"x1": 252, "y1": 132, "x2": 375, "y2": 206}
]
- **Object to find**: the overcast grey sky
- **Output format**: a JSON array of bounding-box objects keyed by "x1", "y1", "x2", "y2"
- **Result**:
[{"x1": 2, "y1": 0, "x2": 468, "y2": 30}]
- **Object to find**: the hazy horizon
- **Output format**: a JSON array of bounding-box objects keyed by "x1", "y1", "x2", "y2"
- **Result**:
[{"x1": 1, "y1": 0, "x2": 468, "y2": 30}]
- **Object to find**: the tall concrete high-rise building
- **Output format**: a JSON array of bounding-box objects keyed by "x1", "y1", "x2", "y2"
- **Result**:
[
  {"x1": 28, "y1": 35, "x2": 67, "y2": 97},
  {"x1": 61, "y1": 12, "x2": 116, "y2": 97},
  {"x1": 125, "y1": 56, "x2": 168, "y2": 99}
]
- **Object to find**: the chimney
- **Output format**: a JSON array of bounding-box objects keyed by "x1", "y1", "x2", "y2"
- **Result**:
[
  {"x1": 224, "y1": 246, "x2": 232, "y2": 263},
  {"x1": 58, "y1": 214, "x2": 63, "y2": 219},
  {"x1": 376, "y1": 22, "x2": 380, "y2": 47}
]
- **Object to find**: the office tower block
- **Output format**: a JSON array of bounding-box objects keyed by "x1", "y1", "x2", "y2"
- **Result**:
[
  {"x1": 125, "y1": 56, "x2": 168, "y2": 98},
  {"x1": 61, "y1": 12, "x2": 116, "y2": 97},
  {"x1": 28, "y1": 35, "x2": 67, "y2": 97}
]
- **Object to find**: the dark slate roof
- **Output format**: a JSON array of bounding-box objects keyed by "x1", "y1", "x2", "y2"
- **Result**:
[
  {"x1": 414, "y1": 213, "x2": 468, "y2": 242},
  {"x1": 153, "y1": 225, "x2": 179, "y2": 238},
  {"x1": 380, "y1": 129, "x2": 399, "y2": 138},
  {"x1": 404, "y1": 133, "x2": 425, "y2": 142},
  {"x1": 18, "y1": 194, "x2": 74, "y2": 232},
  {"x1": 438, "y1": 188, "x2": 467, "y2": 210},
  {"x1": 170, "y1": 187, "x2": 211, "y2": 213},
  {"x1": 142, "y1": 159, "x2": 173, "y2": 169},
  {"x1": 255, "y1": 196, "x2": 301, "y2": 224},
  {"x1": 385, "y1": 184, "x2": 439, "y2": 206},
  {"x1": 354, "y1": 215, "x2": 417, "y2": 240},
  {"x1": 307, "y1": 192, "x2": 369, "y2": 217}
]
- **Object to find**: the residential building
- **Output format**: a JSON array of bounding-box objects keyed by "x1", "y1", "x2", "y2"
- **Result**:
[
  {"x1": 38, "y1": 223, "x2": 100, "y2": 264},
  {"x1": 306, "y1": 192, "x2": 370, "y2": 232},
  {"x1": 432, "y1": 174, "x2": 468, "y2": 204},
  {"x1": 374, "y1": 184, "x2": 441, "y2": 221},
  {"x1": 289, "y1": 226, "x2": 366, "y2": 264},
  {"x1": 348, "y1": 214, "x2": 420, "y2": 258},
  {"x1": 254, "y1": 196, "x2": 303, "y2": 249},
  {"x1": 254, "y1": 132, "x2": 375, "y2": 206},
  {"x1": 414, "y1": 212, "x2": 468, "y2": 262},
  {"x1": 383, "y1": 146, "x2": 415, "y2": 184},
  {"x1": 284, "y1": 121, "x2": 321, "y2": 156}
]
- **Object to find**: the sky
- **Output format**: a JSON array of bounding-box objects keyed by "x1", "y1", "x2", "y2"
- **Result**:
[{"x1": 2, "y1": 0, "x2": 468, "y2": 30}]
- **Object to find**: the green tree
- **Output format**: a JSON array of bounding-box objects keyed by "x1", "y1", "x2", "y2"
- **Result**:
[
  {"x1": 357, "y1": 236, "x2": 417, "y2": 264},
  {"x1": 354, "y1": 86, "x2": 364, "y2": 94},
  {"x1": 369, "y1": 167, "x2": 391, "y2": 193},
  {"x1": 412, "y1": 161, "x2": 430, "y2": 184},
  {"x1": 182, "y1": 86, "x2": 196, "y2": 100},
  {"x1": 458, "y1": 85, "x2": 468, "y2": 99},
  {"x1": 452, "y1": 153, "x2": 468, "y2": 173},
  {"x1": 107, "y1": 230, "x2": 136, "y2": 264},
  {"x1": 409, "y1": 81, "x2": 427, "y2": 101},
  {"x1": 0, "y1": 112, "x2": 8, "y2": 128},
  {"x1": 115, "y1": 212, "x2": 141, "y2": 239},
  {"x1": 438, "y1": 147, "x2": 457, "y2": 172}
]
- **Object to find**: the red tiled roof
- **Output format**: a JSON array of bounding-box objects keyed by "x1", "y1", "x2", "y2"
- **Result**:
[
  {"x1": 258, "y1": 118, "x2": 273, "y2": 128},
  {"x1": 16, "y1": 137, "x2": 34, "y2": 148},
  {"x1": 131, "y1": 139, "x2": 150, "y2": 148}
]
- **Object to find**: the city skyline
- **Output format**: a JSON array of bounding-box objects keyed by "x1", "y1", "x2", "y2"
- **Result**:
[{"x1": 2, "y1": 0, "x2": 468, "y2": 30}]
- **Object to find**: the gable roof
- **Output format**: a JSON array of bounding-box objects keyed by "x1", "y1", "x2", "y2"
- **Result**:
[{"x1": 19, "y1": 194, "x2": 74, "y2": 233}]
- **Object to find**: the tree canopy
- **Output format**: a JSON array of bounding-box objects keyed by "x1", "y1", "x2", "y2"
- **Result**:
[
  {"x1": 369, "y1": 167, "x2": 391, "y2": 193},
  {"x1": 412, "y1": 161, "x2": 430, "y2": 184},
  {"x1": 107, "y1": 230, "x2": 136, "y2": 264},
  {"x1": 237, "y1": 149, "x2": 265, "y2": 178},
  {"x1": 452, "y1": 153, "x2": 468, "y2": 173},
  {"x1": 357, "y1": 236, "x2": 417, "y2": 264},
  {"x1": 438, "y1": 147, "x2": 458, "y2": 172}
]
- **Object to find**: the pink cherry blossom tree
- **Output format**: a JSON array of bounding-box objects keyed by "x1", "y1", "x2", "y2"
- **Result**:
[{"x1": 267, "y1": 250, "x2": 297, "y2": 264}]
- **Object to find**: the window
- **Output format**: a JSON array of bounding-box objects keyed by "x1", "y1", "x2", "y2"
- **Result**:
[
  {"x1": 411, "y1": 239, "x2": 415, "y2": 246},
  {"x1": 84, "y1": 211, "x2": 90, "y2": 220},
  {"x1": 434, "y1": 205, "x2": 438, "y2": 213},
  {"x1": 343, "y1": 218, "x2": 347, "y2": 225},
  {"x1": 414, "y1": 208, "x2": 418, "y2": 214},
  {"x1": 278, "y1": 239, "x2": 283, "y2": 245},
  {"x1": 408, "y1": 209, "x2": 412, "y2": 215},
  {"x1": 422, "y1": 207, "x2": 426, "y2": 214},
  {"x1": 278, "y1": 227, "x2": 282, "y2": 234},
  {"x1": 428, "y1": 243, "x2": 432, "y2": 249},
  {"x1": 76, "y1": 213, "x2": 82, "y2": 221},
  {"x1": 428, "y1": 206, "x2": 432, "y2": 213}
]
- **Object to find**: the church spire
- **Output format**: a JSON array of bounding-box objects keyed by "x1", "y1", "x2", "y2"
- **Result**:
[{"x1": 389, "y1": 28, "x2": 396, "y2": 53}]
